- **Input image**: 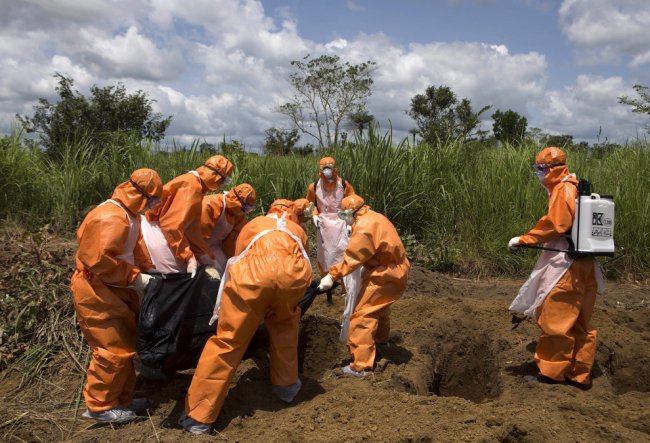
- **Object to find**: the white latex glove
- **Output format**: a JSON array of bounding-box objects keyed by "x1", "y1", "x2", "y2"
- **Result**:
[
  {"x1": 312, "y1": 215, "x2": 321, "y2": 229},
  {"x1": 134, "y1": 273, "x2": 153, "y2": 295},
  {"x1": 318, "y1": 274, "x2": 335, "y2": 292},
  {"x1": 508, "y1": 236, "x2": 521, "y2": 251},
  {"x1": 205, "y1": 266, "x2": 221, "y2": 281},
  {"x1": 187, "y1": 256, "x2": 198, "y2": 278}
]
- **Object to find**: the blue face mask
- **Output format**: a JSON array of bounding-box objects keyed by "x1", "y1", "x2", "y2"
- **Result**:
[
  {"x1": 532, "y1": 164, "x2": 548, "y2": 185},
  {"x1": 322, "y1": 168, "x2": 333, "y2": 179},
  {"x1": 532, "y1": 163, "x2": 549, "y2": 174},
  {"x1": 146, "y1": 196, "x2": 162, "y2": 210},
  {"x1": 242, "y1": 203, "x2": 256, "y2": 214}
]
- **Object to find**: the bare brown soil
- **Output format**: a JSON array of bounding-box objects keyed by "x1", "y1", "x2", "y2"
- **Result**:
[{"x1": 1, "y1": 233, "x2": 649, "y2": 442}]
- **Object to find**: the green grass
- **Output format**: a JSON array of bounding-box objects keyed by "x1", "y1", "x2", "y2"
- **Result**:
[{"x1": 1, "y1": 126, "x2": 648, "y2": 278}]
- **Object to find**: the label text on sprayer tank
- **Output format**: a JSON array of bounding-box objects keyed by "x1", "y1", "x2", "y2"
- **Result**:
[{"x1": 591, "y1": 212, "x2": 613, "y2": 238}]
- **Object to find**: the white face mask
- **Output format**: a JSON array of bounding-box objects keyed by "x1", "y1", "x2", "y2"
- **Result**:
[
  {"x1": 322, "y1": 168, "x2": 333, "y2": 179},
  {"x1": 222, "y1": 175, "x2": 233, "y2": 186}
]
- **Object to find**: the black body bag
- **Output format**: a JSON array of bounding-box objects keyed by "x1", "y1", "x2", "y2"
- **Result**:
[{"x1": 136, "y1": 266, "x2": 322, "y2": 376}]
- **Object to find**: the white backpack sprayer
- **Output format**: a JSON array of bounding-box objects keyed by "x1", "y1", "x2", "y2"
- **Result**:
[
  {"x1": 516, "y1": 178, "x2": 619, "y2": 258},
  {"x1": 570, "y1": 179, "x2": 615, "y2": 257}
]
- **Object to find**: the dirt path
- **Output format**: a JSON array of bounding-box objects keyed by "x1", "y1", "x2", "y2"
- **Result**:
[{"x1": 1, "y1": 265, "x2": 649, "y2": 442}]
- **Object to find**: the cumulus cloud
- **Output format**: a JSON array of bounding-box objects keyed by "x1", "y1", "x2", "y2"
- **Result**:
[
  {"x1": 534, "y1": 75, "x2": 647, "y2": 142},
  {"x1": 77, "y1": 26, "x2": 185, "y2": 81},
  {"x1": 0, "y1": 0, "x2": 646, "y2": 147},
  {"x1": 328, "y1": 34, "x2": 547, "y2": 139},
  {"x1": 559, "y1": 0, "x2": 650, "y2": 68},
  {"x1": 17, "y1": 0, "x2": 144, "y2": 28}
]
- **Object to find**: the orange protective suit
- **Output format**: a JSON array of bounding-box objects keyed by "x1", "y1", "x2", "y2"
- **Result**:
[
  {"x1": 185, "y1": 199, "x2": 311, "y2": 424},
  {"x1": 151, "y1": 155, "x2": 233, "y2": 266},
  {"x1": 518, "y1": 147, "x2": 598, "y2": 385},
  {"x1": 328, "y1": 195, "x2": 410, "y2": 372},
  {"x1": 71, "y1": 169, "x2": 163, "y2": 412},
  {"x1": 305, "y1": 157, "x2": 356, "y2": 216},
  {"x1": 201, "y1": 183, "x2": 256, "y2": 265},
  {"x1": 306, "y1": 157, "x2": 356, "y2": 277}
]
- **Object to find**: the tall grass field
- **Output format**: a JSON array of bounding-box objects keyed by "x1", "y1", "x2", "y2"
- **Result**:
[{"x1": 1, "y1": 128, "x2": 648, "y2": 278}]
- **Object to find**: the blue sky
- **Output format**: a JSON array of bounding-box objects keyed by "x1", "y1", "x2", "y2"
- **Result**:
[{"x1": 0, "y1": 0, "x2": 648, "y2": 149}]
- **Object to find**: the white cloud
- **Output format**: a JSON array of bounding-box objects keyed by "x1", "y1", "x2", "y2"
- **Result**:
[
  {"x1": 346, "y1": 1, "x2": 364, "y2": 12},
  {"x1": 152, "y1": 85, "x2": 276, "y2": 148},
  {"x1": 330, "y1": 35, "x2": 548, "y2": 139},
  {"x1": 0, "y1": 55, "x2": 92, "y2": 102},
  {"x1": 78, "y1": 26, "x2": 185, "y2": 81},
  {"x1": 17, "y1": 0, "x2": 144, "y2": 27},
  {"x1": 559, "y1": 0, "x2": 650, "y2": 67},
  {"x1": 22, "y1": 0, "x2": 116, "y2": 21},
  {"x1": 0, "y1": 0, "x2": 647, "y2": 146},
  {"x1": 535, "y1": 75, "x2": 647, "y2": 142}
]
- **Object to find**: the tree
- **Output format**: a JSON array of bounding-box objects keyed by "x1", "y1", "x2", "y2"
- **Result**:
[
  {"x1": 263, "y1": 127, "x2": 300, "y2": 156},
  {"x1": 525, "y1": 127, "x2": 544, "y2": 144},
  {"x1": 544, "y1": 134, "x2": 574, "y2": 149},
  {"x1": 348, "y1": 109, "x2": 374, "y2": 137},
  {"x1": 218, "y1": 138, "x2": 246, "y2": 157},
  {"x1": 618, "y1": 84, "x2": 650, "y2": 132},
  {"x1": 492, "y1": 109, "x2": 528, "y2": 144},
  {"x1": 279, "y1": 54, "x2": 375, "y2": 148},
  {"x1": 407, "y1": 85, "x2": 490, "y2": 145},
  {"x1": 293, "y1": 144, "x2": 314, "y2": 156},
  {"x1": 17, "y1": 73, "x2": 172, "y2": 158}
]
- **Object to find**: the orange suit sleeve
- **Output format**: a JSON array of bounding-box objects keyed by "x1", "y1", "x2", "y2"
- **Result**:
[
  {"x1": 343, "y1": 181, "x2": 356, "y2": 197},
  {"x1": 306, "y1": 183, "x2": 318, "y2": 215},
  {"x1": 519, "y1": 182, "x2": 577, "y2": 245},
  {"x1": 328, "y1": 223, "x2": 376, "y2": 280},
  {"x1": 77, "y1": 211, "x2": 140, "y2": 286}
]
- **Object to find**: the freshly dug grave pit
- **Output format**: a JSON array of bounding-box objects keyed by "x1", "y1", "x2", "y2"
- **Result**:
[
  {"x1": 298, "y1": 315, "x2": 347, "y2": 379},
  {"x1": 596, "y1": 338, "x2": 650, "y2": 395},
  {"x1": 392, "y1": 317, "x2": 502, "y2": 403}
]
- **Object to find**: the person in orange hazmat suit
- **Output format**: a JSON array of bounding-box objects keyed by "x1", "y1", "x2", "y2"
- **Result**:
[
  {"x1": 508, "y1": 146, "x2": 603, "y2": 389},
  {"x1": 305, "y1": 156, "x2": 356, "y2": 274},
  {"x1": 318, "y1": 194, "x2": 410, "y2": 377},
  {"x1": 201, "y1": 183, "x2": 256, "y2": 273},
  {"x1": 71, "y1": 169, "x2": 163, "y2": 423},
  {"x1": 179, "y1": 199, "x2": 312, "y2": 434},
  {"x1": 144, "y1": 155, "x2": 233, "y2": 274}
]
